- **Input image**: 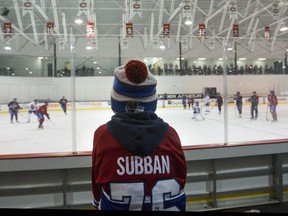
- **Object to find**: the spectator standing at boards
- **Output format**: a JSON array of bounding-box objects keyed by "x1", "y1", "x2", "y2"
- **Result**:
[{"x1": 91, "y1": 60, "x2": 187, "y2": 211}]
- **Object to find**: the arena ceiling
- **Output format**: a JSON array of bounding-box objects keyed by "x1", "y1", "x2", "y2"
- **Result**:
[{"x1": 0, "y1": 0, "x2": 288, "y2": 60}]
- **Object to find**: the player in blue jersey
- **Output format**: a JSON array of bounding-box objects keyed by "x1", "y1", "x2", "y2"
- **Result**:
[
  {"x1": 182, "y1": 95, "x2": 187, "y2": 109},
  {"x1": 59, "y1": 96, "x2": 68, "y2": 115},
  {"x1": 216, "y1": 93, "x2": 223, "y2": 114},
  {"x1": 8, "y1": 98, "x2": 22, "y2": 123},
  {"x1": 234, "y1": 91, "x2": 243, "y2": 118},
  {"x1": 250, "y1": 91, "x2": 259, "y2": 120}
]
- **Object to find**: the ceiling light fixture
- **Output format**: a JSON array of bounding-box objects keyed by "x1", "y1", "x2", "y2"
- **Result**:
[
  {"x1": 4, "y1": 46, "x2": 11, "y2": 50},
  {"x1": 280, "y1": 23, "x2": 288, "y2": 32},
  {"x1": 159, "y1": 41, "x2": 166, "y2": 50},
  {"x1": 184, "y1": 16, "x2": 193, "y2": 25},
  {"x1": 74, "y1": 17, "x2": 83, "y2": 24}
]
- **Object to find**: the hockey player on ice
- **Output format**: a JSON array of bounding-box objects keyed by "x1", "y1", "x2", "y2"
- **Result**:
[
  {"x1": 27, "y1": 99, "x2": 39, "y2": 123},
  {"x1": 182, "y1": 95, "x2": 187, "y2": 109},
  {"x1": 234, "y1": 91, "x2": 243, "y2": 118},
  {"x1": 192, "y1": 101, "x2": 205, "y2": 120},
  {"x1": 249, "y1": 91, "x2": 259, "y2": 120},
  {"x1": 59, "y1": 96, "x2": 68, "y2": 115},
  {"x1": 204, "y1": 93, "x2": 210, "y2": 113},
  {"x1": 8, "y1": 98, "x2": 22, "y2": 123},
  {"x1": 216, "y1": 93, "x2": 223, "y2": 114},
  {"x1": 35, "y1": 101, "x2": 51, "y2": 129},
  {"x1": 187, "y1": 95, "x2": 194, "y2": 110}
]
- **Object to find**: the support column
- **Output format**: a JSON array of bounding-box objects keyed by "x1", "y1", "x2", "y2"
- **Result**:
[
  {"x1": 223, "y1": 39, "x2": 229, "y2": 145},
  {"x1": 118, "y1": 37, "x2": 122, "y2": 67},
  {"x1": 54, "y1": 43, "x2": 57, "y2": 77},
  {"x1": 70, "y1": 29, "x2": 77, "y2": 153},
  {"x1": 234, "y1": 41, "x2": 237, "y2": 75},
  {"x1": 179, "y1": 41, "x2": 182, "y2": 75}
]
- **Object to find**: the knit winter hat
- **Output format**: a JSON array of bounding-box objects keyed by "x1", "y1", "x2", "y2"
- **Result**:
[{"x1": 111, "y1": 60, "x2": 158, "y2": 113}]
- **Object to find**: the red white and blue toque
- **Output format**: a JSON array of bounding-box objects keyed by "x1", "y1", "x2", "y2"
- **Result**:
[{"x1": 111, "y1": 60, "x2": 158, "y2": 113}]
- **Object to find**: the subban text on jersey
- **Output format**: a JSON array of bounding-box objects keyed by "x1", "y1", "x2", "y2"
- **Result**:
[{"x1": 116, "y1": 155, "x2": 170, "y2": 175}]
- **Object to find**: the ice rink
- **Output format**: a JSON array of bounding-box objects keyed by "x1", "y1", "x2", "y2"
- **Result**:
[{"x1": 1, "y1": 103, "x2": 288, "y2": 156}]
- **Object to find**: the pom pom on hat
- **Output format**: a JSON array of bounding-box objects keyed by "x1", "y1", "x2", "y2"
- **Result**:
[
  {"x1": 111, "y1": 60, "x2": 158, "y2": 113},
  {"x1": 124, "y1": 60, "x2": 148, "y2": 84}
]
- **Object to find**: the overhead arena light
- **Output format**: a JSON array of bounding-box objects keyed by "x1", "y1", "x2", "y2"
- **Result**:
[
  {"x1": 184, "y1": 16, "x2": 193, "y2": 25},
  {"x1": 159, "y1": 42, "x2": 166, "y2": 50},
  {"x1": 279, "y1": 21, "x2": 288, "y2": 31},
  {"x1": 4, "y1": 46, "x2": 11, "y2": 50},
  {"x1": 74, "y1": 17, "x2": 83, "y2": 24},
  {"x1": 280, "y1": 23, "x2": 288, "y2": 31}
]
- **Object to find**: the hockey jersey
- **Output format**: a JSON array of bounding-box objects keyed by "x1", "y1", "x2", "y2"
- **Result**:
[
  {"x1": 28, "y1": 101, "x2": 38, "y2": 111},
  {"x1": 36, "y1": 104, "x2": 49, "y2": 118},
  {"x1": 250, "y1": 95, "x2": 259, "y2": 105},
  {"x1": 91, "y1": 111, "x2": 187, "y2": 211}
]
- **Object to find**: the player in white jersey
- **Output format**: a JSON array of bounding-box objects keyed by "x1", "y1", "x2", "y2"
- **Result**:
[
  {"x1": 204, "y1": 93, "x2": 210, "y2": 112},
  {"x1": 192, "y1": 101, "x2": 205, "y2": 120},
  {"x1": 27, "y1": 99, "x2": 39, "y2": 123}
]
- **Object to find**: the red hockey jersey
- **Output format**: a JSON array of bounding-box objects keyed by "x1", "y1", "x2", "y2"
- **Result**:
[{"x1": 91, "y1": 111, "x2": 187, "y2": 211}]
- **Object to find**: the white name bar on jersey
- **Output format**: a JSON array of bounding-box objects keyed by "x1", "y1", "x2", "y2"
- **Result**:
[{"x1": 116, "y1": 155, "x2": 170, "y2": 175}]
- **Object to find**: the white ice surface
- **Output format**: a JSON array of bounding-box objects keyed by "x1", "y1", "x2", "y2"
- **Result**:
[{"x1": 1, "y1": 103, "x2": 288, "y2": 155}]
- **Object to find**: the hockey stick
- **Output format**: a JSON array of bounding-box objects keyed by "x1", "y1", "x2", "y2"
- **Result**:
[
  {"x1": 48, "y1": 119, "x2": 55, "y2": 125},
  {"x1": 192, "y1": 111, "x2": 205, "y2": 120},
  {"x1": 18, "y1": 111, "x2": 28, "y2": 119},
  {"x1": 197, "y1": 113, "x2": 205, "y2": 120},
  {"x1": 204, "y1": 104, "x2": 215, "y2": 115}
]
